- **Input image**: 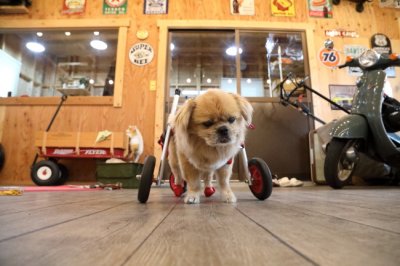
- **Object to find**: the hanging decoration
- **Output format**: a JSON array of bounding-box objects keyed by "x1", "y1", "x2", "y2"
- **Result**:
[
  {"x1": 62, "y1": 0, "x2": 86, "y2": 14},
  {"x1": 271, "y1": 0, "x2": 295, "y2": 16},
  {"x1": 308, "y1": 0, "x2": 332, "y2": 18},
  {"x1": 103, "y1": 0, "x2": 127, "y2": 15}
]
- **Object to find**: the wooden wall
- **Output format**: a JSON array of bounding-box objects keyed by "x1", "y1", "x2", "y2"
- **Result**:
[{"x1": 0, "y1": 0, "x2": 399, "y2": 185}]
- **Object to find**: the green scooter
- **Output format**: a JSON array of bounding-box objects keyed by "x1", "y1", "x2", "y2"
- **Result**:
[{"x1": 324, "y1": 49, "x2": 400, "y2": 188}]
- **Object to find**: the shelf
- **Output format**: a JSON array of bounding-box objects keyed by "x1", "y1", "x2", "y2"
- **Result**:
[{"x1": 0, "y1": 5, "x2": 29, "y2": 14}]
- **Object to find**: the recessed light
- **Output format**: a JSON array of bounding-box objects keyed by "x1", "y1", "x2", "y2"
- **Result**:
[
  {"x1": 226, "y1": 46, "x2": 243, "y2": 56},
  {"x1": 26, "y1": 42, "x2": 45, "y2": 53},
  {"x1": 65, "y1": 32, "x2": 71, "y2": 36},
  {"x1": 90, "y1": 40, "x2": 107, "y2": 50}
]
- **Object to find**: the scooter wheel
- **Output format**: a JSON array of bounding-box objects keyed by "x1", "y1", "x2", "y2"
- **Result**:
[
  {"x1": 138, "y1": 156, "x2": 156, "y2": 203},
  {"x1": 248, "y1": 158, "x2": 273, "y2": 200},
  {"x1": 31, "y1": 160, "x2": 62, "y2": 186},
  {"x1": 324, "y1": 138, "x2": 358, "y2": 189}
]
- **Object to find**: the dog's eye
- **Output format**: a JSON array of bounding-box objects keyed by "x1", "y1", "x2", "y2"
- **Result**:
[
  {"x1": 202, "y1": 120, "x2": 214, "y2": 128},
  {"x1": 228, "y1": 117, "x2": 236, "y2": 123}
]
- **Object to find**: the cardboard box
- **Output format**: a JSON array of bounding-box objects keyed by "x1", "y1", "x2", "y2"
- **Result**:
[{"x1": 96, "y1": 162, "x2": 143, "y2": 189}]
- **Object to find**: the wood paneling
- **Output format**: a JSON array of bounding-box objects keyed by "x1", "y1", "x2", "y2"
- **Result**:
[{"x1": 0, "y1": 1, "x2": 399, "y2": 185}]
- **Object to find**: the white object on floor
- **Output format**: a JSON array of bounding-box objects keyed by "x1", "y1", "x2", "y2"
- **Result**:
[{"x1": 277, "y1": 177, "x2": 303, "y2": 187}]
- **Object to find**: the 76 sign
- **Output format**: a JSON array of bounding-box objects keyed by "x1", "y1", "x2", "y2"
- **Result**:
[{"x1": 319, "y1": 48, "x2": 341, "y2": 68}]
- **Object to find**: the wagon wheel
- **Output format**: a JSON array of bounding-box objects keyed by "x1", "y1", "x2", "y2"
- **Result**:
[
  {"x1": 57, "y1": 163, "x2": 69, "y2": 185},
  {"x1": 248, "y1": 158, "x2": 273, "y2": 200},
  {"x1": 31, "y1": 160, "x2": 62, "y2": 186},
  {"x1": 137, "y1": 156, "x2": 156, "y2": 203}
]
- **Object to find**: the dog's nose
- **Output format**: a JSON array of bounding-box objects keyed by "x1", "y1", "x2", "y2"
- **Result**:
[{"x1": 217, "y1": 126, "x2": 229, "y2": 136}]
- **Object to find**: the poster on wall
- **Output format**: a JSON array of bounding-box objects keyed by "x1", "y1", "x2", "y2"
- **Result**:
[
  {"x1": 271, "y1": 0, "x2": 295, "y2": 17},
  {"x1": 308, "y1": 0, "x2": 332, "y2": 18},
  {"x1": 230, "y1": 0, "x2": 255, "y2": 15},
  {"x1": 329, "y1": 85, "x2": 357, "y2": 110},
  {"x1": 144, "y1": 0, "x2": 168, "y2": 14},
  {"x1": 344, "y1": 45, "x2": 367, "y2": 76},
  {"x1": 371, "y1": 33, "x2": 396, "y2": 78},
  {"x1": 62, "y1": 0, "x2": 86, "y2": 14},
  {"x1": 103, "y1": 0, "x2": 127, "y2": 15},
  {"x1": 379, "y1": 0, "x2": 400, "y2": 8}
]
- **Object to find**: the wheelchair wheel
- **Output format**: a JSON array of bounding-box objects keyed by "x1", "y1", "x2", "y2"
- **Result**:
[
  {"x1": 138, "y1": 156, "x2": 156, "y2": 203},
  {"x1": 248, "y1": 158, "x2": 273, "y2": 200}
]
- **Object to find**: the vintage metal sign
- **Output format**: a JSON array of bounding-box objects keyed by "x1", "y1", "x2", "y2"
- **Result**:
[
  {"x1": 129, "y1": 42, "x2": 154, "y2": 66},
  {"x1": 103, "y1": 0, "x2": 127, "y2": 15}
]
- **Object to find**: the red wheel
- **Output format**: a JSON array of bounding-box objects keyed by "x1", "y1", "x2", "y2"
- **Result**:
[
  {"x1": 248, "y1": 158, "x2": 273, "y2": 200},
  {"x1": 169, "y1": 173, "x2": 186, "y2": 197}
]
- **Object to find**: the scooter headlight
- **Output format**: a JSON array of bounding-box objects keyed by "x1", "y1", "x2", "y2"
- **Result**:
[{"x1": 358, "y1": 49, "x2": 380, "y2": 68}]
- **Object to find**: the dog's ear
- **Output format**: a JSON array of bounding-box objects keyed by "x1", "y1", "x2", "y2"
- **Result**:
[
  {"x1": 173, "y1": 99, "x2": 196, "y2": 130},
  {"x1": 233, "y1": 94, "x2": 253, "y2": 125}
]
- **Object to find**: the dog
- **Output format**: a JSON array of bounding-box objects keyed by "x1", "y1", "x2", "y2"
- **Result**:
[{"x1": 168, "y1": 89, "x2": 253, "y2": 204}]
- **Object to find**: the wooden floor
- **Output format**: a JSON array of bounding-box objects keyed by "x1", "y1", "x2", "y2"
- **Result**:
[{"x1": 0, "y1": 183, "x2": 399, "y2": 266}]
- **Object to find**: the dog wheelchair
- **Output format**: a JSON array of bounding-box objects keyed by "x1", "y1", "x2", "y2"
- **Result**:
[{"x1": 137, "y1": 89, "x2": 273, "y2": 203}]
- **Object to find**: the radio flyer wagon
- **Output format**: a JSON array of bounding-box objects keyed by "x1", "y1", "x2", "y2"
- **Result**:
[
  {"x1": 31, "y1": 95, "x2": 129, "y2": 186},
  {"x1": 137, "y1": 89, "x2": 273, "y2": 203}
]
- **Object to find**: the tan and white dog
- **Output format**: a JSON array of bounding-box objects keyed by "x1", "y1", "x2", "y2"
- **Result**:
[{"x1": 168, "y1": 89, "x2": 253, "y2": 204}]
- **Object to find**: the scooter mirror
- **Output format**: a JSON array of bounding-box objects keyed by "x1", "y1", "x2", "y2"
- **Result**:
[{"x1": 324, "y1": 39, "x2": 334, "y2": 50}]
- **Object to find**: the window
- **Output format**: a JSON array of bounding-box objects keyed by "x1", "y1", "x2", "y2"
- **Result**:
[
  {"x1": 168, "y1": 30, "x2": 308, "y2": 99},
  {"x1": 0, "y1": 29, "x2": 118, "y2": 97}
]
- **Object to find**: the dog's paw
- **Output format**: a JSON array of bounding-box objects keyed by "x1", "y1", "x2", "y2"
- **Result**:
[
  {"x1": 221, "y1": 190, "x2": 237, "y2": 203},
  {"x1": 184, "y1": 192, "x2": 200, "y2": 204}
]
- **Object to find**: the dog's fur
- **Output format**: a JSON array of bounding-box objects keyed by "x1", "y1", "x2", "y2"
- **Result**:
[{"x1": 168, "y1": 89, "x2": 253, "y2": 204}]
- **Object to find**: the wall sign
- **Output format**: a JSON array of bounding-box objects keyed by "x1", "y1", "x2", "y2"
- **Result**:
[
  {"x1": 379, "y1": 0, "x2": 400, "y2": 8},
  {"x1": 144, "y1": 0, "x2": 168, "y2": 14},
  {"x1": 319, "y1": 47, "x2": 341, "y2": 68},
  {"x1": 371, "y1": 33, "x2": 396, "y2": 78},
  {"x1": 344, "y1": 45, "x2": 367, "y2": 76},
  {"x1": 62, "y1": 0, "x2": 86, "y2": 14},
  {"x1": 230, "y1": 0, "x2": 255, "y2": 15},
  {"x1": 325, "y1": 30, "x2": 359, "y2": 38},
  {"x1": 329, "y1": 84, "x2": 357, "y2": 110},
  {"x1": 103, "y1": 0, "x2": 127, "y2": 15},
  {"x1": 129, "y1": 43, "x2": 154, "y2": 66},
  {"x1": 308, "y1": 0, "x2": 333, "y2": 18},
  {"x1": 271, "y1": 0, "x2": 295, "y2": 17}
]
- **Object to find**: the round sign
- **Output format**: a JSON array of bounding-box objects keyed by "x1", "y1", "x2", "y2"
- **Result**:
[
  {"x1": 129, "y1": 42, "x2": 154, "y2": 66},
  {"x1": 319, "y1": 48, "x2": 341, "y2": 68}
]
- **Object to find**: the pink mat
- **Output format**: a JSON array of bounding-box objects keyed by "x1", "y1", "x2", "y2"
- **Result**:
[{"x1": 22, "y1": 185, "x2": 102, "y2": 192}]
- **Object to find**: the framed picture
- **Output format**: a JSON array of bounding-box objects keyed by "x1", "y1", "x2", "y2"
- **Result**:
[
  {"x1": 144, "y1": 0, "x2": 168, "y2": 14},
  {"x1": 329, "y1": 84, "x2": 357, "y2": 110}
]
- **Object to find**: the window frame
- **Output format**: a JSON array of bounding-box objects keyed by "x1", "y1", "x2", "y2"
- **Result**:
[{"x1": 0, "y1": 19, "x2": 130, "y2": 107}]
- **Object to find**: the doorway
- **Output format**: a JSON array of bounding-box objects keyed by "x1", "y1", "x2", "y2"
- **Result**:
[{"x1": 166, "y1": 29, "x2": 314, "y2": 180}]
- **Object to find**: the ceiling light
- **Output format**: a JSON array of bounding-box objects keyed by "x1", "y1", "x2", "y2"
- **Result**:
[
  {"x1": 186, "y1": 78, "x2": 192, "y2": 83},
  {"x1": 65, "y1": 32, "x2": 71, "y2": 36},
  {"x1": 108, "y1": 79, "x2": 114, "y2": 85},
  {"x1": 89, "y1": 79, "x2": 95, "y2": 84},
  {"x1": 90, "y1": 40, "x2": 107, "y2": 50},
  {"x1": 93, "y1": 31, "x2": 100, "y2": 36},
  {"x1": 226, "y1": 46, "x2": 243, "y2": 56},
  {"x1": 170, "y1": 43, "x2": 175, "y2": 51},
  {"x1": 246, "y1": 78, "x2": 252, "y2": 84},
  {"x1": 36, "y1": 32, "x2": 43, "y2": 37},
  {"x1": 26, "y1": 42, "x2": 45, "y2": 53},
  {"x1": 206, "y1": 78, "x2": 212, "y2": 84}
]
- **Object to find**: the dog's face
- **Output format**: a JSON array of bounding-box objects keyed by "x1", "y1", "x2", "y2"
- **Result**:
[{"x1": 173, "y1": 89, "x2": 253, "y2": 147}]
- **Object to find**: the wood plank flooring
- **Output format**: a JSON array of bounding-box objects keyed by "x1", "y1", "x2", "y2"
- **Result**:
[{"x1": 0, "y1": 183, "x2": 399, "y2": 266}]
